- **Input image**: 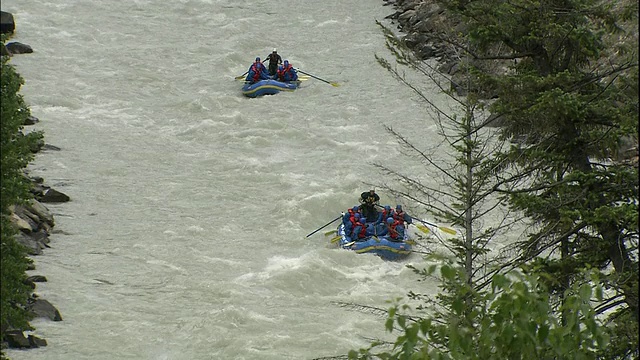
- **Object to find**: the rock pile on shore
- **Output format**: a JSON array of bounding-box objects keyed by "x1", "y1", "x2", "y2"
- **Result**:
[
  {"x1": 3, "y1": 112, "x2": 70, "y2": 349},
  {"x1": 3, "y1": 117, "x2": 70, "y2": 348},
  {"x1": 383, "y1": 0, "x2": 454, "y2": 62},
  {"x1": 2, "y1": 15, "x2": 69, "y2": 348}
]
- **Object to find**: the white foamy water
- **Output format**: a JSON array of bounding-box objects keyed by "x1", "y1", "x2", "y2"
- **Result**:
[{"x1": 4, "y1": 1, "x2": 455, "y2": 359}]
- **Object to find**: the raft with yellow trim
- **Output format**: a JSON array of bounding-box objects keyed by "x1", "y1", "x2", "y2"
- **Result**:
[
  {"x1": 241, "y1": 78, "x2": 301, "y2": 98},
  {"x1": 336, "y1": 222, "x2": 412, "y2": 261}
]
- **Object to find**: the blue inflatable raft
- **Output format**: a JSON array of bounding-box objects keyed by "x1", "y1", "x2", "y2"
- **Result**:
[
  {"x1": 242, "y1": 79, "x2": 301, "y2": 98},
  {"x1": 335, "y1": 222, "x2": 412, "y2": 261}
]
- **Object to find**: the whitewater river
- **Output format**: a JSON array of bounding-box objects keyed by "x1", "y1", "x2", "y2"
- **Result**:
[{"x1": 5, "y1": 1, "x2": 454, "y2": 359}]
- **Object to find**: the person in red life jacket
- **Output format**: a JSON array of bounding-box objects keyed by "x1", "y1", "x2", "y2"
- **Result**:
[
  {"x1": 342, "y1": 205, "x2": 360, "y2": 225},
  {"x1": 392, "y1": 205, "x2": 412, "y2": 226},
  {"x1": 376, "y1": 205, "x2": 395, "y2": 225},
  {"x1": 276, "y1": 60, "x2": 298, "y2": 82},
  {"x1": 264, "y1": 48, "x2": 282, "y2": 76},
  {"x1": 344, "y1": 212, "x2": 361, "y2": 238},
  {"x1": 352, "y1": 212, "x2": 362, "y2": 227},
  {"x1": 385, "y1": 217, "x2": 405, "y2": 241},
  {"x1": 245, "y1": 57, "x2": 270, "y2": 84},
  {"x1": 351, "y1": 216, "x2": 368, "y2": 240},
  {"x1": 276, "y1": 65, "x2": 284, "y2": 80}
]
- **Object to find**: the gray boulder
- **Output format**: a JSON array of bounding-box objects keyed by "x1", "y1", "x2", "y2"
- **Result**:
[
  {"x1": 40, "y1": 188, "x2": 70, "y2": 203},
  {"x1": 3, "y1": 330, "x2": 48, "y2": 349},
  {"x1": 4, "y1": 330, "x2": 30, "y2": 348},
  {"x1": 28, "y1": 298, "x2": 63, "y2": 321},
  {"x1": 27, "y1": 199, "x2": 55, "y2": 227},
  {"x1": 5, "y1": 42, "x2": 33, "y2": 54},
  {"x1": 15, "y1": 231, "x2": 44, "y2": 255},
  {"x1": 0, "y1": 11, "x2": 15, "y2": 34},
  {"x1": 24, "y1": 115, "x2": 40, "y2": 125}
]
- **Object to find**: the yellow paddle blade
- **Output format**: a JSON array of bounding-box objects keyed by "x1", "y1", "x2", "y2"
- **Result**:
[
  {"x1": 416, "y1": 224, "x2": 430, "y2": 234},
  {"x1": 439, "y1": 226, "x2": 457, "y2": 235},
  {"x1": 330, "y1": 82, "x2": 340, "y2": 87},
  {"x1": 324, "y1": 229, "x2": 338, "y2": 236},
  {"x1": 330, "y1": 235, "x2": 342, "y2": 243}
]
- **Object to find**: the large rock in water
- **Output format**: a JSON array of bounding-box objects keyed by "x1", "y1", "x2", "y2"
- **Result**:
[
  {"x1": 1, "y1": 11, "x2": 15, "y2": 34},
  {"x1": 28, "y1": 298, "x2": 63, "y2": 321},
  {"x1": 6, "y1": 42, "x2": 33, "y2": 54}
]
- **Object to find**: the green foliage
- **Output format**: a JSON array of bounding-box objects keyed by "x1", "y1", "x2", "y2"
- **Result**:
[
  {"x1": 440, "y1": 0, "x2": 618, "y2": 71},
  {"x1": 0, "y1": 47, "x2": 42, "y2": 347},
  {"x1": 350, "y1": 265, "x2": 608, "y2": 360},
  {"x1": 1, "y1": 54, "x2": 42, "y2": 212},
  {"x1": 374, "y1": 19, "x2": 512, "y2": 287},
  {"x1": 431, "y1": 0, "x2": 640, "y2": 344},
  {"x1": 438, "y1": 0, "x2": 639, "y2": 354},
  {"x1": 600, "y1": 309, "x2": 640, "y2": 359},
  {"x1": 0, "y1": 222, "x2": 34, "y2": 330},
  {"x1": 364, "y1": 0, "x2": 638, "y2": 358}
]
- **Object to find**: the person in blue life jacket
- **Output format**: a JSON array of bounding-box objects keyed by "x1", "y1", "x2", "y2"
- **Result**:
[
  {"x1": 265, "y1": 48, "x2": 283, "y2": 76},
  {"x1": 365, "y1": 221, "x2": 376, "y2": 237},
  {"x1": 373, "y1": 206, "x2": 393, "y2": 236},
  {"x1": 351, "y1": 216, "x2": 367, "y2": 240},
  {"x1": 393, "y1": 205, "x2": 412, "y2": 226},
  {"x1": 276, "y1": 60, "x2": 298, "y2": 82},
  {"x1": 343, "y1": 221, "x2": 353, "y2": 240},
  {"x1": 245, "y1": 57, "x2": 270, "y2": 84},
  {"x1": 376, "y1": 205, "x2": 394, "y2": 225},
  {"x1": 375, "y1": 221, "x2": 389, "y2": 236}
]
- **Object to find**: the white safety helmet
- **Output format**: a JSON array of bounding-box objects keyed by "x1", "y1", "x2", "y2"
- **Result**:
[{"x1": 273, "y1": 48, "x2": 277, "y2": 53}]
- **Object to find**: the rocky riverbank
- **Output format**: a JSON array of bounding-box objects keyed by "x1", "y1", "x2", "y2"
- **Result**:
[
  {"x1": 381, "y1": 0, "x2": 522, "y2": 100},
  {"x1": 382, "y1": 0, "x2": 454, "y2": 62},
  {"x1": 2, "y1": 117, "x2": 70, "y2": 350},
  {"x1": 1, "y1": 14, "x2": 69, "y2": 349}
]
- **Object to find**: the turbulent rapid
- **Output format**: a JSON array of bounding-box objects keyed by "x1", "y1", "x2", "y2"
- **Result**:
[{"x1": 4, "y1": 1, "x2": 453, "y2": 359}]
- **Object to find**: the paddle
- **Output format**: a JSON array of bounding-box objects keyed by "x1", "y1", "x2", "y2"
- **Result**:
[
  {"x1": 324, "y1": 229, "x2": 338, "y2": 236},
  {"x1": 234, "y1": 71, "x2": 249, "y2": 80},
  {"x1": 411, "y1": 217, "x2": 457, "y2": 235},
  {"x1": 306, "y1": 215, "x2": 342, "y2": 238},
  {"x1": 415, "y1": 224, "x2": 431, "y2": 234},
  {"x1": 297, "y1": 70, "x2": 340, "y2": 87}
]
